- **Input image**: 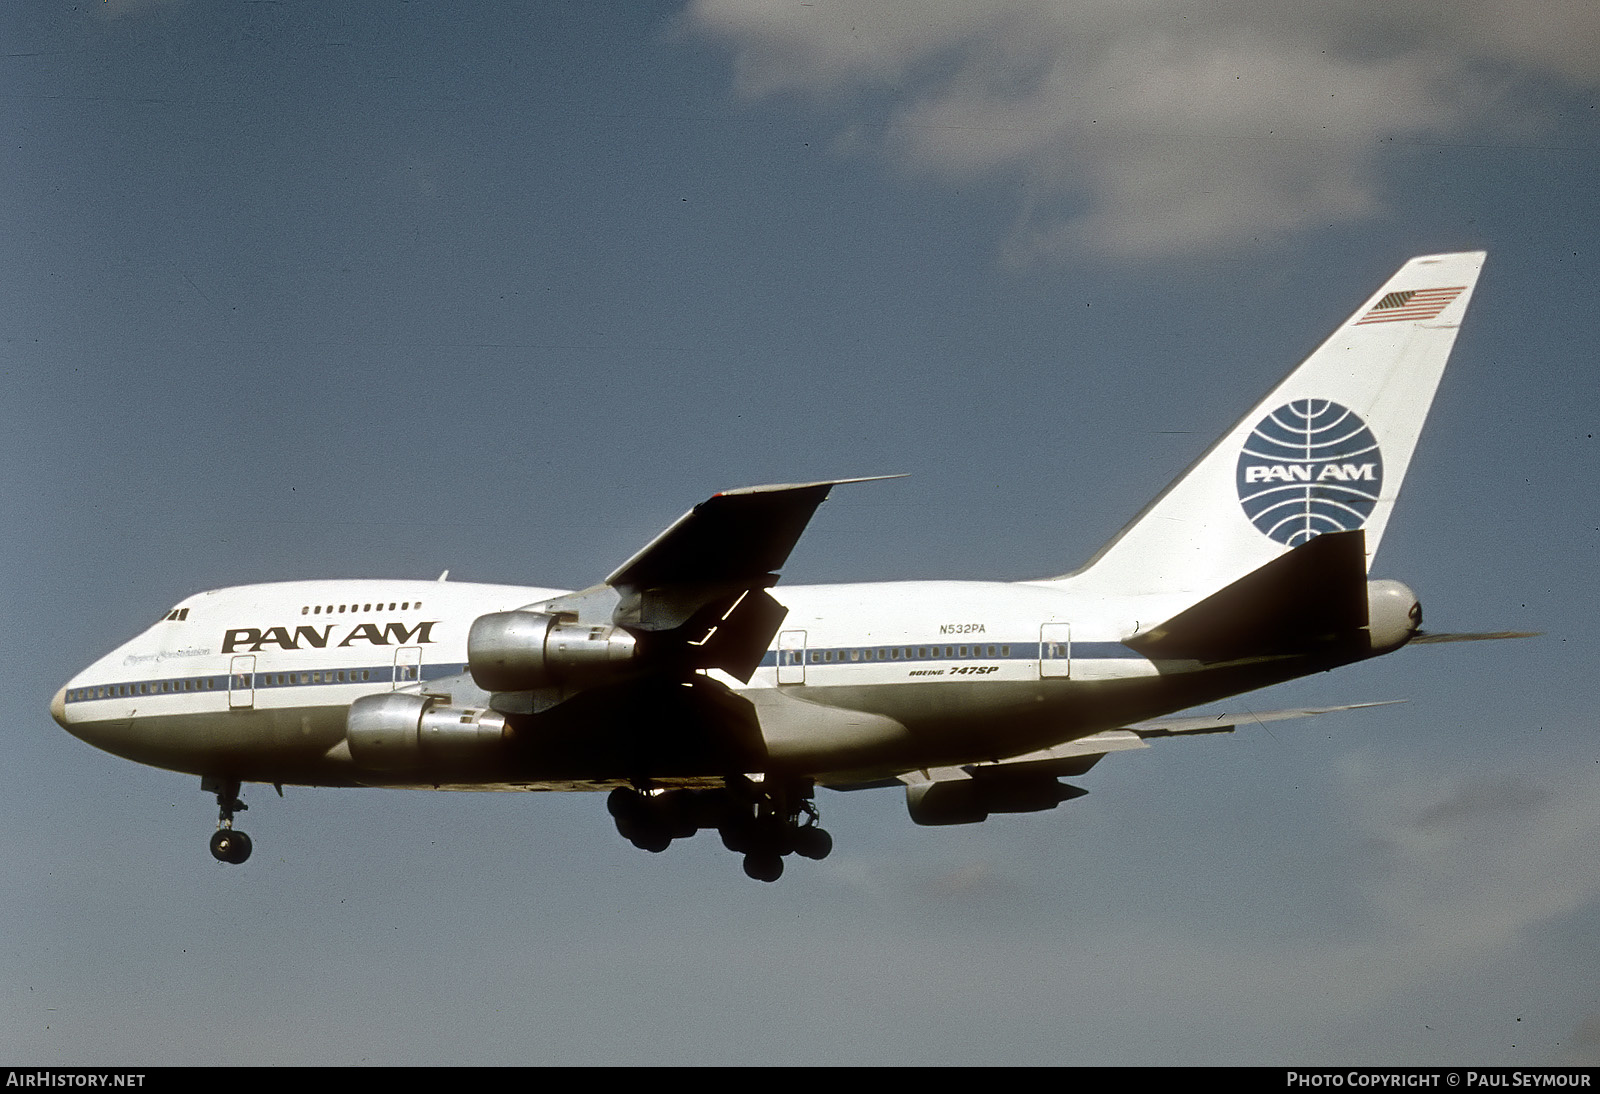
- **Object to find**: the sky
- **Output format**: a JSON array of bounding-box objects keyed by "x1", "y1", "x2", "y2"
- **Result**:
[{"x1": 3, "y1": 0, "x2": 1598, "y2": 1067}]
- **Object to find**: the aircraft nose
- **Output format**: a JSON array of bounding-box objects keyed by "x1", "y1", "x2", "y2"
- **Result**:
[{"x1": 51, "y1": 685, "x2": 68, "y2": 729}]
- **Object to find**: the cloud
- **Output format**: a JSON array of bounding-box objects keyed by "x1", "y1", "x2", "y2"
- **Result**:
[
  {"x1": 1332, "y1": 752, "x2": 1600, "y2": 984},
  {"x1": 1079, "y1": 755, "x2": 1600, "y2": 1056},
  {"x1": 1411, "y1": 773, "x2": 1551, "y2": 829},
  {"x1": 835, "y1": 751, "x2": 1600, "y2": 1058},
  {"x1": 686, "y1": 0, "x2": 1598, "y2": 259}
]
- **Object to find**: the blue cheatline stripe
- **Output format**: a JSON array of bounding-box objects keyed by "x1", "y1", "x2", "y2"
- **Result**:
[
  {"x1": 757, "y1": 640, "x2": 1142, "y2": 669},
  {"x1": 64, "y1": 662, "x2": 474, "y2": 705},
  {"x1": 67, "y1": 637, "x2": 1151, "y2": 704}
]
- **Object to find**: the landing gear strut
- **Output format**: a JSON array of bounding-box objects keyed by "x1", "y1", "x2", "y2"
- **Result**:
[
  {"x1": 202, "y1": 776, "x2": 252, "y2": 864},
  {"x1": 608, "y1": 776, "x2": 833, "y2": 882}
]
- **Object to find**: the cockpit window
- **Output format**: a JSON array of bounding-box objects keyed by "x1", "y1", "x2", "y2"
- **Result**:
[{"x1": 160, "y1": 608, "x2": 190, "y2": 622}]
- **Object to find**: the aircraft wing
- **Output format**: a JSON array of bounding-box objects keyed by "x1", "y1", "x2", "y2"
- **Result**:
[
  {"x1": 894, "y1": 701, "x2": 1402, "y2": 785},
  {"x1": 1123, "y1": 699, "x2": 1405, "y2": 737},
  {"x1": 487, "y1": 476, "x2": 899, "y2": 702},
  {"x1": 605, "y1": 477, "x2": 898, "y2": 589},
  {"x1": 587, "y1": 477, "x2": 899, "y2": 683},
  {"x1": 605, "y1": 480, "x2": 854, "y2": 681}
]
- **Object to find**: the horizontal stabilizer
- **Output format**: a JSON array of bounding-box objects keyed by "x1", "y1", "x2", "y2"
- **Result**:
[
  {"x1": 1126, "y1": 529, "x2": 1368, "y2": 662},
  {"x1": 1410, "y1": 630, "x2": 1538, "y2": 644}
]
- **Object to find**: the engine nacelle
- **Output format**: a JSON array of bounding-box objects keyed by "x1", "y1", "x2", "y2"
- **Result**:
[
  {"x1": 346, "y1": 692, "x2": 509, "y2": 770},
  {"x1": 1366, "y1": 579, "x2": 1422, "y2": 653},
  {"x1": 467, "y1": 610, "x2": 638, "y2": 693},
  {"x1": 906, "y1": 776, "x2": 1087, "y2": 827}
]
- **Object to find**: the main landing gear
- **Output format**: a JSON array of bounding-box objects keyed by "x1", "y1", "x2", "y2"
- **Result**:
[
  {"x1": 607, "y1": 777, "x2": 833, "y2": 883},
  {"x1": 202, "y1": 776, "x2": 252, "y2": 864}
]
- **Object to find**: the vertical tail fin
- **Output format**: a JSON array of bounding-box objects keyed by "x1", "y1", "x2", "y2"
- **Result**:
[{"x1": 1059, "y1": 251, "x2": 1486, "y2": 602}]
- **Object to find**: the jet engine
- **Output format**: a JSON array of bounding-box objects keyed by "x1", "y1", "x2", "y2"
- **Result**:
[
  {"x1": 466, "y1": 610, "x2": 638, "y2": 692},
  {"x1": 905, "y1": 775, "x2": 1088, "y2": 826},
  {"x1": 346, "y1": 692, "x2": 509, "y2": 770}
]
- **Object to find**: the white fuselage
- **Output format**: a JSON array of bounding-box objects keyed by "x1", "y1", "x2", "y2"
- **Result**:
[
  {"x1": 53, "y1": 574, "x2": 1326, "y2": 791},
  {"x1": 45, "y1": 254, "x2": 1482, "y2": 879}
]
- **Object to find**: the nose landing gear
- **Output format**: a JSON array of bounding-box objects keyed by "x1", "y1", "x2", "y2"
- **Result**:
[{"x1": 202, "y1": 776, "x2": 252, "y2": 864}]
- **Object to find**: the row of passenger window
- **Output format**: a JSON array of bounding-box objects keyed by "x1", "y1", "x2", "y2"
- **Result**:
[
  {"x1": 255, "y1": 669, "x2": 377, "y2": 687},
  {"x1": 805, "y1": 644, "x2": 1012, "y2": 664},
  {"x1": 68, "y1": 677, "x2": 217, "y2": 701},
  {"x1": 302, "y1": 601, "x2": 421, "y2": 615},
  {"x1": 69, "y1": 668, "x2": 389, "y2": 702}
]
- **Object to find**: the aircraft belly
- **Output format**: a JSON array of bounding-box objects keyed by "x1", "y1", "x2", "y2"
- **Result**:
[
  {"x1": 767, "y1": 678, "x2": 1113, "y2": 773},
  {"x1": 766, "y1": 655, "x2": 1338, "y2": 777},
  {"x1": 745, "y1": 687, "x2": 916, "y2": 771},
  {"x1": 71, "y1": 704, "x2": 351, "y2": 783}
]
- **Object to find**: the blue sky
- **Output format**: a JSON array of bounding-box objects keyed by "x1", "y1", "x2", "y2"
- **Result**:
[{"x1": 4, "y1": 0, "x2": 1598, "y2": 1065}]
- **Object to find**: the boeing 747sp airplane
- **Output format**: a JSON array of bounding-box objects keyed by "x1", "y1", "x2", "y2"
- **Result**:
[{"x1": 53, "y1": 252, "x2": 1507, "y2": 881}]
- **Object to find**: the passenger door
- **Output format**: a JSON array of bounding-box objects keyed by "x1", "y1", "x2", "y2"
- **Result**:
[
  {"x1": 1039, "y1": 623, "x2": 1071, "y2": 678},
  {"x1": 777, "y1": 630, "x2": 807, "y2": 685},
  {"x1": 229, "y1": 655, "x2": 255, "y2": 709}
]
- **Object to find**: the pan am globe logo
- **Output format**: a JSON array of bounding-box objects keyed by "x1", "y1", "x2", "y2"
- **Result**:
[{"x1": 1235, "y1": 399, "x2": 1384, "y2": 546}]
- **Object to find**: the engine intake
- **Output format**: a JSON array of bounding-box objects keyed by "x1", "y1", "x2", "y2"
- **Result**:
[
  {"x1": 467, "y1": 610, "x2": 639, "y2": 692},
  {"x1": 346, "y1": 692, "x2": 509, "y2": 770}
]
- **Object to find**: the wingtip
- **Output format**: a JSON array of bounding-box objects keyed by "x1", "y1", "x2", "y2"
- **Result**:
[{"x1": 715, "y1": 474, "x2": 908, "y2": 497}]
